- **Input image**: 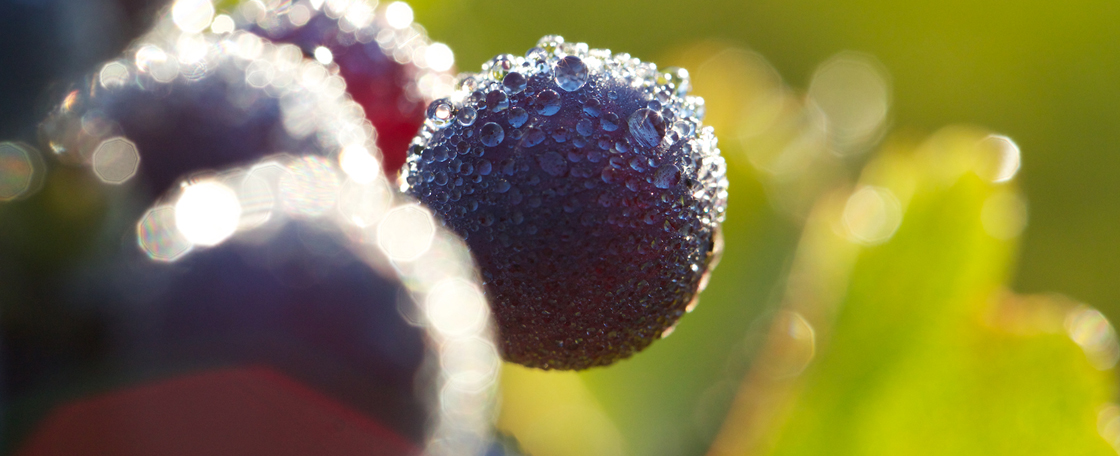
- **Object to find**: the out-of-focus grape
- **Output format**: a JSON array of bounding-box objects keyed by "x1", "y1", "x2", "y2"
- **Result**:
[
  {"x1": 233, "y1": 0, "x2": 456, "y2": 175},
  {"x1": 5, "y1": 3, "x2": 500, "y2": 453}
]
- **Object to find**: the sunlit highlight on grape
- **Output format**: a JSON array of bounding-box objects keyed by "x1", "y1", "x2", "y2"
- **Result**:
[
  {"x1": 842, "y1": 185, "x2": 902, "y2": 245},
  {"x1": 135, "y1": 45, "x2": 179, "y2": 83},
  {"x1": 377, "y1": 204, "x2": 435, "y2": 261},
  {"x1": 279, "y1": 156, "x2": 341, "y2": 217},
  {"x1": 210, "y1": 14, "x2": 235, "y2": 34},
  {"x1": 91, "y1": 137, "x2": 140, "y2": 184},
  {"x1": 236, "y1": 172, "x2": 276, "y2": 230},
  {"x1": 339, "y1": 144, "x2": 380, "y2": 184},
  {"x1": 174, "y1": 180, "x2": 242, "y2": 246},
  {"x1": 338, "y1": 178, "x2": 392, "y2": 227},
  {"x1": 138, "y1": 205, "x2": 193, "y2": 261},
  {"x1": 426, "y1": 279, "x2": 488, "y2": 338},
  {"x1": 98, "y1": 62, "x2": 130, "y2": 89},
  {"x1": 171, "y1": 0, "x2": 215, "y2": 34},
  {"x1": 425, "y1": 43, "x2": 455, "y2": 73},
  {"x1": 385, "y1": 2, "x2": 415, "y2": 29},
  {"x1": 0, "y1": 142, "x2": 39, "y2": 201},
  {"x1": 441, "y1": 337, "x2": 500, "y2": 393},
  {"x1": 341, "y1": 0, "x2": 375, "y2": 30},
  {"x1": 313, "y1": 46, "x2": 334, "y2": 65}
]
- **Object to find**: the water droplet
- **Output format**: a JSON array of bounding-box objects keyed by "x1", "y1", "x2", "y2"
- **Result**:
[
  {"x1": 427, "y1": 99, "x2": 455, "y2": 128},
  {"x1": 488, "y1": 54, "x2": 515, "y2": 80},
  {"x1": 629, "y1": 157, "x2": 646, "y2": 172},
  {"x1": 608, "y1": 90, "x2": 619, "y2": 100},
  {"x1": 552, "y1": 126, "x2": 569, "y2": 143},
  {"x1": 647, "y1": 99, "x2": 662, "y2": 110},
  {"x1": 503, "y1": 72, "x2": 527, "y2": 94},
  {"x1": 524, "y1": 127, "x2": 546, "y2": 147},
  {"x1": 456, "y1": 106, "x2": 477, "y2": 126},
  {"x1": 653, "y1": 164, "x2": 681, "y2": 189},
  {"x1": 538, "y1": 35, "x2": 565, "y2": 53},
  {"x1": 673, "y1": 120, "x2": 695, "y2": 138},
  {"x1": 533, "y1": 89, "x2": 562, "y2": 116},
  {"x1": 458, "y1": 76, "x2": 478, "y2": 93},
  {"x1": 495, "y1": 179, "x2": 511, "y2": 193},
  {"x1": 554, "y1": 56, "x2": 589, "y2": 91},
  {"x1": 432, "y1": 146, "x2": 449, "y2": 162},
  {"x1": 567, "y1": 150, "x2": 584, "y2": 162},
  {"x1": 601, "y1": 112, "x2": 620, "y2": 131},
  {"x1": 539, "y1": 151, "x2": 568, "y2": 176},
  {"x1": 508, "y1": 107, "x2": 528, "y2": 128},
  {"x1": 477, "y1": 159, "x2": 492, "y2": 175},
  {"x1": 486, "y1": 90, "x2": 509, "y2": 112},
  {"x1": 583, "y1": 98, "x2": 602, "y2": 117},
  {"x1": 628, "y1": 108, "x2": 666, "y2": 149},
  {"x1": 601, "y1": 167, "x2": 618, "y2": 184},
  {"x1": 576, "y1": 118, "x2": 595, "y2": 137},
  {"x1": 480, "y1": 122, "x2": 505, "y2": 147}
]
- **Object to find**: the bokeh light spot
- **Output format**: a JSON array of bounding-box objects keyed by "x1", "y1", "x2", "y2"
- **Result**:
[
  {"x1": 91, "y1": 137, "x2": 140, "y2": 184},
  {"x1": 174, "y1": 180, "x2": 242, "y2": 246},
  {"x1": 98, "y1": 62, "x2": 130, "y2": 89},
  {"x1": 339, "y1": 144, "x2": 380, "y2": 184},
  {"x1": 0, "y1": 142, "x2": 38, "y2": 201},
  {"x1": 313, "y1": 46, "x2": 334, "y2": 65},
  {"x1": 138, "y1": 205, "x2": 193, "y2": 261},
  {"x1": 136, "y1": 45, "x2": 179, "y2": 83},
  {"x1": 977, "y1": 134, "x2": 1022, "y2": 183},
  {"x1": 377, "y1": 204, "x2": 435, "y2": 262},
  {"x1": 385, "y1": 2, "x2": 414, "y2": 29},
  {"x1": 441, "y1": 337, "x2": 500, "y2": 394},
  {"x1": 425, "y1": 43, "x2": 455, "y2": 73},
  {"x1": 1066, "y1": 305, "x2": 1120, "y2": 370},
  {"x1": 279, "y1": 156, "x2": 341, "y2": 217},
  {"x1": 842, "y1": 185, "x2": 902, "y2": 245},
  {"x1": 210, "y1": 14, "x2": 235, "y2": 34},
  {"x1": 338, "y1": 178, "x2": 392, "y2": 227},
  {"x1": 171, "y1": 0, "x2": 215, "y2": 34},
  {"x1": 808, "y1": 52, "x2": 890, "y2": 150},
  {"x1": 426, "y1": 279, "x2": 488, "y2": 338}
]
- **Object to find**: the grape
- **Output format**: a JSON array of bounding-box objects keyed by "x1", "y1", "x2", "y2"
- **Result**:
[{"x1": 402, "y1": 36, "x2": 728, "y2": 370}]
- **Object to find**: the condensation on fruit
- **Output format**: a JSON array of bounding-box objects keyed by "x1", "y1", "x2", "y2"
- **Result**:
[{"x1": 402, "y1": 35, "x2": 729, "y2": 370}]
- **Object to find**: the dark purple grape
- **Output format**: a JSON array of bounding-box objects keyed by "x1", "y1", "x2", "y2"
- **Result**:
[
  {"x1": 4, "y1": 153, "x2": 499, "y2": 455},
  {"x1": 402, "y1": 36, "x2": 729, "y2": 370},
  {"x1": 38, "y1": 25, "x2": 372, "y2": 203}
]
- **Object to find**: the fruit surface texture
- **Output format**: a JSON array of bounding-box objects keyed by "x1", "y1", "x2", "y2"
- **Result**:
[{"x1": 402, "y1": 36, "x2": 728, "y2": 370}]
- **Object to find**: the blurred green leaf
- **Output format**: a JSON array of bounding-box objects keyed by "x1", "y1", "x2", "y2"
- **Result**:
[{"x1": 711, "y1": 128, "x2": 1117, "y2": 456}]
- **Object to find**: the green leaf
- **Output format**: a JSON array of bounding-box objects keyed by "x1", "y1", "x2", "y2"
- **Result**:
[{"x1": 712, "y1": 127, "x2": 1117, "y2": 456}]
